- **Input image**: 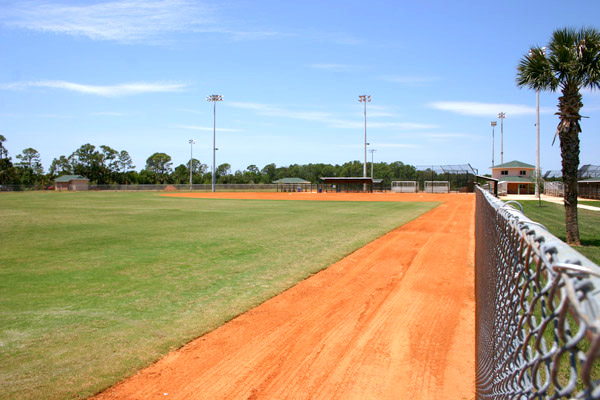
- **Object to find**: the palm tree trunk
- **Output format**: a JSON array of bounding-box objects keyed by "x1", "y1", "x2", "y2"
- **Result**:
[{"x1": 558, "y1": 84, "x2": 582, "y2": 245}]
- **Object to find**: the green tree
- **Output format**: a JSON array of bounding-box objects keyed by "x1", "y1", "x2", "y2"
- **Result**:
[
  {"x1": 216, "y1": 163, "x2": 231, "y2": 183},
  {"x1": 517, "y1": 27, "x2": 600, "y2": 245},
  {"x1": 0, "y1": 134, "x2": 7, "y2": 160},
  {"x1": 15, "y1": 148, "x2": 44, "y2": 184},
  {"x1": 117, "y1": 150, "x2": 135, "y2": 184},
  {"x1": 48, "y1": 156, "x2": 73, "y2": 179},
  {"x1": 145, "y1": 152, "x2": 172, "y2": 183},
  {"x1": 99, "y1": 145, "x2": 119, "y2": 183},
  {"x1": 70, "y1": 144, "x2": 102, "y2": 183},
  {"x1": 261, "y1": 163, "x2": 276, "y2": 182}
]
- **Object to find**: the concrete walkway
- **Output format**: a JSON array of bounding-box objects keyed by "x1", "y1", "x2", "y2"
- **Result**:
[{"x1": 500, "y1": 194, "x2": 600, "y2": 211}]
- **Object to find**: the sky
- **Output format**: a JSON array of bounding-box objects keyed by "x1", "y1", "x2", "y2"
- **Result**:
[{"x1": 1, "y1": 0, "x2": 599, "y2": 176}]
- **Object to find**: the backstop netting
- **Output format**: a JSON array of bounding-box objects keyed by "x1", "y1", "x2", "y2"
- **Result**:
[
  {"x1": 416, "y1": 164, "x2": 476, "y2": 193},
  {"x1": 424, "y1": 180, "x2": 449, "y2": 193},
  {"x1": 391, "y1": 181, "x2": 417, "y2": 193},
  {"x1": 475, "y1": 187, "x2": 600, "y2": 398}
]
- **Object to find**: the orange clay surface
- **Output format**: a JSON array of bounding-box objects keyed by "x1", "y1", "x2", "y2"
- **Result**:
[{"x1": 94, "y1": 192, "x2": 475, "y2": 400}]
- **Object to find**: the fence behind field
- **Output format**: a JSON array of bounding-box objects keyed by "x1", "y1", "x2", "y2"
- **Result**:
[
  {"x1": 544, "y1": 181, "x2": 564, "y2": 197},
  {"x1": 475, "y1": 187, "x2": 600, "y2": 399}
]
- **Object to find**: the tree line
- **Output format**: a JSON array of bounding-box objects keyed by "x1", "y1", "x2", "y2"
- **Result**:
[{"x1": 0, "y1": 135, "x2": 418, "y2": 186}]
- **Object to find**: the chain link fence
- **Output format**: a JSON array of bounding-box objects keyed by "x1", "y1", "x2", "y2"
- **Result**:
[{"x1": 476, "y1": 187, "x2": 600, "y2": 399}]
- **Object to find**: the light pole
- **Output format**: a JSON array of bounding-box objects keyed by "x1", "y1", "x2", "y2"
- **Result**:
[
  {"x1": 358, "y1": 95, "x2": 371, "y2": 179},
  {"x1": 530, "y1": 47, "x2": 546, "y2": 198},
  {"x1": 206, "y1": 94, "x2": 223, "y2": 192},
  {"x1": 490, "y1": 121, "x2": 497, "y2": 167},
  {"x1": 498, "y1": 112, "x2": 506, "y2": 164},
  {"x1": 189, "y1": 139, "x2": 196, "y2": 191},
  {"x1": 369, "y1": 148, "x2": 376, "y2": 178}
]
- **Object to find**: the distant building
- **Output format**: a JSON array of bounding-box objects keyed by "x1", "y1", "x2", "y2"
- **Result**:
[
  {"x1": 273, "y1": 177, "x2": 311, "y2": 192},
  {"x1": 491, "y1": 160, "x2": 535, "y2": 195},
  {"x1": 55, "y1": 175, "x2": 89, "y2": 191}
]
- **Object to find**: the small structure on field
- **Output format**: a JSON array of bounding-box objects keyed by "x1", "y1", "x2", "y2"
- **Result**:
[
  {"x1": 320, "y1": 177, "x2": 383, "y2": 193},
  {"x1": 579, "y1": 178, "x2": 600, "y2": 199},
  {"x1": 54, "y1": 175, "x2": 89, "y2": 191},
  {"x1": 273, "y1": 177, "x2": 312, "y2": 192},
  {"x1": 490, "y1": 160, "x2": 535, "y2": 195}
]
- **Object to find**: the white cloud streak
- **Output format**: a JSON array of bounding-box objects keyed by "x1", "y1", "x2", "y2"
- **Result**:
[
  {"x1": 429, "y1": 101, "x2": 548, "y2": 116},
  {"x1": 2, "y1": 80, "x2": 187, "y2": 96},
  {"x1": 175, "y1": 125, "x2": 242, "y2": 132},
  {"x1": 308, "y1": 63, "x2": 357, "y2": 72},
  {"x1": 380, "y1": 75, "x2": 440, "y2": 86},
  {"x1": 228, "y1": 101, "x2": 435, "y2": 130},
  {"x1": 1, "y1": 0, "x2": 278, "y2": 43}
]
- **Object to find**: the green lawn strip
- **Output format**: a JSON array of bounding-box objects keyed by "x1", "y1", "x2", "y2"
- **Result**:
[
  {"x1": 0, "y1": 192, "x2": 438, "y2": 400},
  {"x1": 518, "y1": 200, "x2": 600, "y2": 265},
  {"x1": 518, "y1": 200, "x2": 600, "y2": 392},
  {"x1": 579, "y1": 200, "x2": 600, "y2": 208}
]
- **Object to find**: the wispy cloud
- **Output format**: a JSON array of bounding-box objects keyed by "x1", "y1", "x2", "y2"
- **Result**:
[
  {"x1": 1, "y1": 0, "x2": 278, "y2": 43},
  {"x1": 308, "y1": 63, "x2": 357, "y2": 72},
  {"x1": 228, "y1": 102, "x2": 333, "y2": 122},
  {"x1": 421, "y1": 133, "x2": 473, "y2": 139},
  {"x1": 340, "y1": 143, "x2": 421, "y2": 149},
  {"x1": 175, "y1": 124, "x2": 242, "y2": 132},
  {"x1": 90, "y1": 111, "x2": 129, "y2": 117},
  {"x1": 429, "y1": 101, "x2": 547, "y2": 117},
  {"x1": 228, "y1": 101, "x2": 435, "y2": 130},
  {"x1": 2, "y1": 80, "x2": 188, "y2": 97},
  {"x1": 380, "y1": 75, "x2": 440, "y2": 86}
]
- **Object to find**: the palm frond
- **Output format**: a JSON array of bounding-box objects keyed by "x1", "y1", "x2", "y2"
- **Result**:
[{"x1": 516, "y1": 46, "x2": 555, "y2": 91}]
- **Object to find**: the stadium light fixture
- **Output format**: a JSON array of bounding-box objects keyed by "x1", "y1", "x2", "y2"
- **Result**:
[
  {"x1": 189, "y1": 139, "x2": 196, "y2": 191},
  {"x1": 369, "y1": 148, "x2": 376, "y2": 178},
  {"x1": 497, "y1": 112, "x2": 506, "y2": 164},
  {"x1": 358, "y1": 95, "x2": 371, "y2": 180},
  {"x1": 206, "y1": 94, "x2": 223, "y2": 192},
  {"x1": 490, "y1": 121, "x2": 497, "y2": 167}
]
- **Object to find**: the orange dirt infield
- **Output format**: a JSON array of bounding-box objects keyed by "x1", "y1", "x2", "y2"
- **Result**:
[{"x1": 94, "y1": 192, "x2": 475, "y2": 400}]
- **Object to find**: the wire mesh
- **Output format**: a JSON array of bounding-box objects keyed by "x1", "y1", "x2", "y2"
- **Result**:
[{"x1": 475, "y1": 187, "x2": 600, "y2": 399}]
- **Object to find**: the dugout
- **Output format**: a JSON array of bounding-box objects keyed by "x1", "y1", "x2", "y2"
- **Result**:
[
  {"x1": 579, "y1": 178, "x2": 600, "y2": 199},
  {"x1": 273, "y1": 177, "x2": 313, "y2": 192},
  {"x1": 319, "y1": 177, "x2": 384, "y2": 193}
]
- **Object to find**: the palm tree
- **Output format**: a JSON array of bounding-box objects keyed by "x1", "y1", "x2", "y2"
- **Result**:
[{"x1": 517, "y1": 27, "x2": 600, "y2": 245}]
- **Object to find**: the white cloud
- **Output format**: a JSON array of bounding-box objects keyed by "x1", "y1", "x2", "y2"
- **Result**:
[
  {"x1": 380, "y1": 75, "x2": 440, "y2": 86},
  {"x1": 308, "y1": 63, "x2": 357, "y2": 72},
  {"x1": 2, "y1": 80, "x2": 187, "y2": 96},
  {"x1": 228, "y1": 101, "x2": 434, "y2": 130},
  {"x1": 340, "y1": 143, "x2": 420, "y2": 149},
  {"x1": 228, "y1": 102, "x2": 333, "y2": 122},
  {"x1": 429, "y1": 101, "x2": 548, "y2": 117},
  {"x1": 91, "y1": 111, "x2": 129, "y2": 116},
  {"x1": 175, "y1": 125, "x2": 242, "y2": 132},
  {"x1": 1, "y1": 0, "x2": 278, "y2": 43}
]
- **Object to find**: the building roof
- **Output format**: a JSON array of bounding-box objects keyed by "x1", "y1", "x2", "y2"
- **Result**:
[
  {"x1": 498, "y1": 176, "x2": 535, "y2": 183},
  {"x1": 579, "y1": 178, "x2": 600, "y2": 183},
  {"x1": 55, "y1": 175, "x2": 89, "y2": 182},
  {"x1": 273, "y1": 177, "x2": 311, "y2": 184},
  {"x1": 491, "y1": 160, "x2": 535, "y2": 169},
  {"x1": 320, "y1": 177, "x2": 382, "y2": 184}
]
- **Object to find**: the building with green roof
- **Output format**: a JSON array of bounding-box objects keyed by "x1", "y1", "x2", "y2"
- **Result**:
[
  {"x1": 491, "y1": 160, "x2": 535, "y2": 195},
  {"x1": 54, "y1": 175, "x2": 89, "y2": 191}
]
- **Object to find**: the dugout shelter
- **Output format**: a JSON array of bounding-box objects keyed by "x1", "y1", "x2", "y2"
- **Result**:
[{"x1": 319, "y1": 177, "x2": 384, "y2": 193}]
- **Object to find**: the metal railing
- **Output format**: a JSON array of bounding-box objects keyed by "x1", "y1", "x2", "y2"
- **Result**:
[{"x1": 475, "y1": 187, "x2": 600, "y2": 399}]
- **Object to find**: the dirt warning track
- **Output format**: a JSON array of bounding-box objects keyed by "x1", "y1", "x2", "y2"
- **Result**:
[{"x1": 94, "y1": 193, "x2": 475, "y2": 400}]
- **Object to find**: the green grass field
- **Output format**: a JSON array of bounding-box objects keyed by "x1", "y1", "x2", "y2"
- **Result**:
[
  {"x1": 0, "y1": 192, "x2": 438, "y2": 400},
  {"x1": 519, "y1": 200, "x2": 600, "y2": 264},
  {"x1": 579, "y1": 200, "x2": 600, "y2": 208}
]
